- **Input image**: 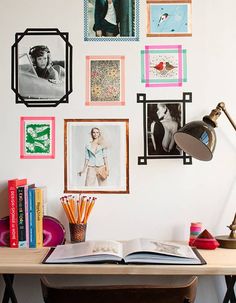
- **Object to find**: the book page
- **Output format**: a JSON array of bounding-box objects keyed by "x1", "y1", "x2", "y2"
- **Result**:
[
  {"x1": 123, "y1": 238, "x2": 198, "y2": 259},
  {"x1": 46, "y1": 240, "x2": 123, "y2": 262}
]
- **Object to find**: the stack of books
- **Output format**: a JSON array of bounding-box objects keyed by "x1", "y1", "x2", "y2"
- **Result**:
[{"x1": 8, "y1": 178, "x2": 47, "y2": 248}]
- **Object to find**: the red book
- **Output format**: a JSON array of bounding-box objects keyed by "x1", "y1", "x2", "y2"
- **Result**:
[{"x1": 8, "y1": 178, "x2": 27, "y2": 248}]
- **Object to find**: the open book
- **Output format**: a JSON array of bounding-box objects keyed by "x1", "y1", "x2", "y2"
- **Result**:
[{"x1": 43, "y1": 238, "x2": 206, "y2": 265}]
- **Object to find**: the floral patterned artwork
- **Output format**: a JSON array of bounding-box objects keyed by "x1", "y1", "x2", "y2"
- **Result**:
[
  {"x1": 141, "y1": 45, "x2": 187, "y2": 87},
  {"x1": 86, "y1": 56, "x2": 125, "y2": 106},
  {"x1": 20, "y1": 117, "x2": 55, "y2": 159}
]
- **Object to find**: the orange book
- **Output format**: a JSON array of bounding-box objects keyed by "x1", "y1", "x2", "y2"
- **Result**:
[{"x1": 8, "y1": 178, "x2": 27, "y2": 248}]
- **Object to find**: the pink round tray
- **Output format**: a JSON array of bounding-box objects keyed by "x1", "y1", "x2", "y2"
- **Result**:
[{"x1": 0, "y1": 215, "x2": 65, "y2": 247}]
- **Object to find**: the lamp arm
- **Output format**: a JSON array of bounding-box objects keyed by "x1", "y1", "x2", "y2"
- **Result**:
[
  {"x1": 217, "y1": 102, "x2": 236, "y2": 132},
  {"x1": 203, "y1": 102, "x2": 236, "y2": 131},
  {"x1": 217, "y1": 103, "x2": 236, "y2": 240}
]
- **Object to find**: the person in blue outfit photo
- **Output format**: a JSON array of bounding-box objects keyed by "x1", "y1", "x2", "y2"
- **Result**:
[
  {"x1": 93, "y1": 0, "x2": 120, "y2": 37},
  {"x1": 78, "y1": 127, "x2": 109, "y2": 186}
]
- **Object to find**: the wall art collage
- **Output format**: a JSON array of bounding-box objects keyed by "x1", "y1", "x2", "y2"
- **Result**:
[{"x1": 12, "y1": 0, "x2": 192, "y2": 194}]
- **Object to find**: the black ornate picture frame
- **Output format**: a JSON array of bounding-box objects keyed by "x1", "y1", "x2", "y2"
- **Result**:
[
  {"x1": 137, "y1": 92, "x2": 192, "y2": 165},
  {"x1": 12, "y1": 28, "x2": 72, "y2": 107}
]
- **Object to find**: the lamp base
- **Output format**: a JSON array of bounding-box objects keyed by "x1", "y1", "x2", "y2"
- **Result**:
[{"x1": 215, "y1": 235, "x2": 236, "y2": 249}]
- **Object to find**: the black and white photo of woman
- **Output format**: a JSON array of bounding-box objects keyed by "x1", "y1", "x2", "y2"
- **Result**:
[{"x1": 147, "y1": 103, "x2": 181, "y2": 155}]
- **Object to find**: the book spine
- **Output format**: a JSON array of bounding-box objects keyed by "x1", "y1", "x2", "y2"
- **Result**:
[
  {"x1": 8, "y1": 181, "x2": 19, "y2": 248},
  {"x1": 17, "y1": 187, "x2": 27, "y2": 248},
  {"x1": 28, "y1": 187, "x2": 36, "y2": 248},
  {"x1": 43, "y1": 187, "x2": 47, "y2": 216},
  {"x1": 35, "y1": 188, "x2": 43, "y2": 248},
  {"x1": 24, "y1": 186, "x2": 29, "y2": 248}
]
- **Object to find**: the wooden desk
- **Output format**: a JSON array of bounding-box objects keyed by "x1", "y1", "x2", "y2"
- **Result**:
[{"x1": 1, "y1": 247, "x2": 235, "y2": 303}]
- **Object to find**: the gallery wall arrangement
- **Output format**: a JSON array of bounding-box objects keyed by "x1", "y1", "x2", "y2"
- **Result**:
[
  {"x1": 2, "y1": 0, "x2": 236, "y2": 302},
  {"x1": 12, "y1": 0, "x2": 193, "y2": 191},
  {"x1": 4, "y1": 0, "x2": 195, "y2": 257}
]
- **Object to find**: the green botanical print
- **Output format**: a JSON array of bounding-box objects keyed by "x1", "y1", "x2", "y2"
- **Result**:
[{"x1": 25, "y1": 123, "x2": 51, "y2": 154}]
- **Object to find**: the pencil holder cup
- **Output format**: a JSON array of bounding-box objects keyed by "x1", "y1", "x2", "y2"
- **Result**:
[{"x1": 69, "y1": 223, "x2": 87, "y2": 243}]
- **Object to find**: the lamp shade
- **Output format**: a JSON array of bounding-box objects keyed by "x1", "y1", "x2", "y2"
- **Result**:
[{"x1": 173, "y1": 121, "x2": 216, "y2": 161}]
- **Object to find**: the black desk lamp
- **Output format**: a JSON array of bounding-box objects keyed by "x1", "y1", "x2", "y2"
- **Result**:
[{"x1": 174, "y1": 102, "x2": 236, "y2": 248}]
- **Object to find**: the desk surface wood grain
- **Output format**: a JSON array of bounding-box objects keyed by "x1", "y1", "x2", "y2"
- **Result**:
[{"x1": 0, "y1": 247, "x2": 235, "y2": 275}]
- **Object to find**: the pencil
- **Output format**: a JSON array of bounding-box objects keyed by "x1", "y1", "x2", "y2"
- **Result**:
[
  {"x1": 80, "y1": 196, "x2": 86, "y2": 223},
  {"x1": 84, "y1": 198, "x2": 96, "y2": 224},
  {"x1": 83, "y1": 198, "x2": 91, "y2": 224},
  {"x1": 62, "y1": 201, "x2": 74, "y2": 223},
  {"x1": 61, "y1": 194, "x2": 96, "y2": 225},
  {"x1": 66, "y1": 200, "x2": 76, "y2": 223}
]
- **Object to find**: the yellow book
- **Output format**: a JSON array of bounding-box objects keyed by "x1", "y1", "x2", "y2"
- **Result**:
[{"x1": 35, "y1": 187, "x2": 44, "y2": 248}]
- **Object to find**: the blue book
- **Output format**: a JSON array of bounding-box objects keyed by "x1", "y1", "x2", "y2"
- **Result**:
[{"x1": 28, "y1": 186, "x2": 36, "y2": 248}]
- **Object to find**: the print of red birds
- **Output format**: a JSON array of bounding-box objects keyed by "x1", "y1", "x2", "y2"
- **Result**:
[
  {"x1": 154, "y1": 61, "x2": 164, "y2": 71},
  {"x1": 152, "y1": 61, "x2": 177, "y2": 74}
]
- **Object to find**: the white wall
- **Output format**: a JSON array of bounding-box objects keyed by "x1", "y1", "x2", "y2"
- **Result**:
[{"x1": 0, "y1": 0, "x2": 236, "y2": 302}]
